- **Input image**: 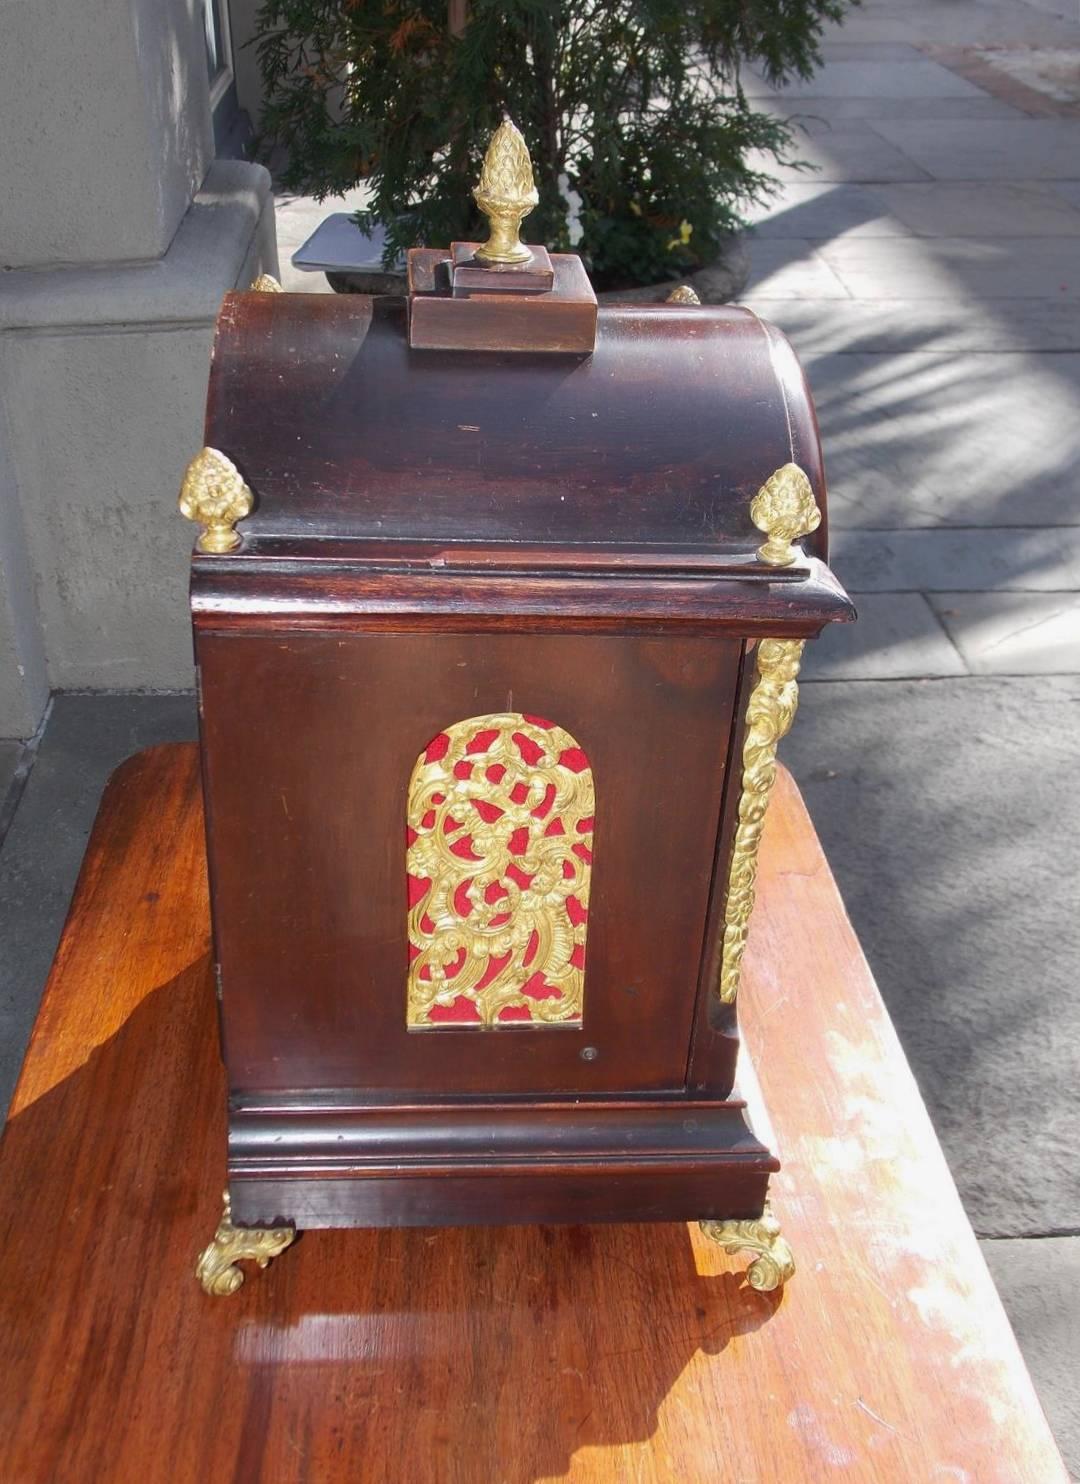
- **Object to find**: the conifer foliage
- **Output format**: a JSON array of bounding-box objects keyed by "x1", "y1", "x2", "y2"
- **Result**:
[{"x1": 255, "y1": 0, "x2": 847, "y2": 288}]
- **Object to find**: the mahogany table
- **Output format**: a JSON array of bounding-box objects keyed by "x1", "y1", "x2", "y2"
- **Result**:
[{"x1": 0, "y1": 744, "x2": 1066, "y2": 1483}]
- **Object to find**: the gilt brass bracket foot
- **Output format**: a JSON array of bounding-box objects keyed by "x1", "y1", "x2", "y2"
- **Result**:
[
  {"x1": 195, "y1": 1190, "x2": 296, "y2": 1297},
  {"x1": 699, "y1": 1201, "x2": 795, "y2": 1292}
]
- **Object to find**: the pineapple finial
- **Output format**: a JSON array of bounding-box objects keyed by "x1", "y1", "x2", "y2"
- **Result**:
[{"x1": 473, "y1": 120, "x2": 539, "y2": 265}]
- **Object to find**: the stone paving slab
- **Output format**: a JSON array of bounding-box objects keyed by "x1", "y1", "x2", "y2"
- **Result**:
[
  {"x1": 871, "y1": 118, "x2": 1080, "y2": 179},
  {"x1": 1022, "y1": 0, "x2": 1080, "y2": 19},
  {"x1": 819, "y1": 40, "x2": 925, "y2": 60},
  {"x1": 831, "y1": 527, "x2": 1080, "y2": 593},
  {"x1": 746, "y1": 128, "x2": 931, "y2": 183},
  {"x1": 768, "y1": 94, "x2": 1024, "y2": 122},
  {"x1": 802, "y1": 351, "x2": 1080, "y2": 528},
  {"x1": 747, "y1": 57, "x2": 988, "y2": 99},
  {"x1": 1051, "y1": 181, "x2": 1080, "y2": 211},
  {"x1": 980, "y1": 1237, "x2": 1080, "y2": 1473},
  {"x1": 745, "y1": 182, "x2": 914, "y2": 238},
  {"x1": 929, "y1": 592, "x2": 1080, "y2": 673},
  {"x1": 864, "y1": 180, "x2": 1080, "y2": 237},
  {"x1": 1020, "y1": 0, "x2": 1080, "y2": 18},
  {"x1": 743, "y1": 239, "x2": 851, "y2": 298},
  {"x1": 0, "y1": 695, "x2": 197, "y2": 1118},
  {"x1": 741, "y1": 295, "x2": 1080, "y2": 354},
  {"x1": 817, "y1": 234, "x2": 1080, "y2": 299},
  {"x1": 801, "y1": 593, "x2": 965, "y2": 679},
  {"x1": 822, "y1": 0, "x2": 1080, "y2": 47},
  {"x1": 748, "y1": 180, "x2": 1080, "y2": 241},
  {"x1": 969, "y1": 43, "x2": 1080, "y2": 107},
  {"x1": 786, "y1": 675, "x2": 1080, "y2": 1240}
]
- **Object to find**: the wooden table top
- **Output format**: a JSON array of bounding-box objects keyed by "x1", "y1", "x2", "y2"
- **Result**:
[{"x1": 0, "y1": 744, "x2": 1065, "y2": 1483}]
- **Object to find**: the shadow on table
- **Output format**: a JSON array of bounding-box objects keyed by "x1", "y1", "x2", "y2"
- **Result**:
[{"x1": 0, "y1": 956, "x2": 781, "y2": 1482}]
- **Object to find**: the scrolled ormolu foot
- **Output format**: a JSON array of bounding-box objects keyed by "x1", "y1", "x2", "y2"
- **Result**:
[
  {"x1": 698, "y1": 1200, "x2": 795, "y2": 1292},
  {"x1": 195, "y1": 1189, "x2": 296, "y2": 1296}
]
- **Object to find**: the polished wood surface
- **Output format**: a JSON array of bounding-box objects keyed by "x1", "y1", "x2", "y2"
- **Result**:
[
  {"x1": 0, "y1": 744, "x2": 1064, "y2": 1482},
  {"x1": 194, "y1": 288, "x2": 851, "y2": 1235},
  {"x1": 189, "y1": 549, "x2": 852, "y2": 634},
  {"x1": 449, "y1": 241, "x2": 556, "y2": 295},
  {"x1": 205, "y1": 292, "x2": 828, "y2": 555},
  {"x1": 200, "y1": 632, "x2": 740, "y2": 1097},
  {"x1": 196, "y1": 630, "x2": 776, "y2": 1224},
  {"x1": 408, "y1": 248, "x2": 597, "y2": 353}
]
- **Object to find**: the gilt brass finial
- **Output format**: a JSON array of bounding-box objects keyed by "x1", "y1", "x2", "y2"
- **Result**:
[
  {"x1": 749, "y1": 463, "x2": 821, "y2": 567},
  {"x1": 178, "y1": 447, "x2": 254, "y2": 554},
  {"x1": 473, "y1": 120, "x2": 539, "y2": 265},
  {"x1": 251, "y1": 273, "x2": 282, "y2": 293},
  {"x1": 666, "y1": 284, "x2": 701, "y2": 305}
]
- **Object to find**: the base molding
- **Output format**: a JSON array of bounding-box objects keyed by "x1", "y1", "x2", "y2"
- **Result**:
[{"x1": 227, "y1": 1097, "x2": 779, "y2": 1230}]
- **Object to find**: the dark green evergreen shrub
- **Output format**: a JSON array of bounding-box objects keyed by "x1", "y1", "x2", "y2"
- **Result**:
[{"x1": 255, "y1": 0, "x2": 847, "y2": 288}]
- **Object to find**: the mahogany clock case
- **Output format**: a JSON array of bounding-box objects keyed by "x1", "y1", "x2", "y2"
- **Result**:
[{"x1": 190, "y1": 290, "x2": 853, "y2": 1230}]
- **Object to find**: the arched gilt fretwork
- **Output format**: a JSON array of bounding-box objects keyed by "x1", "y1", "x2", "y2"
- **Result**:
[{"x1": 406, "y1": 713, "x2": 594, "y2": 1028}]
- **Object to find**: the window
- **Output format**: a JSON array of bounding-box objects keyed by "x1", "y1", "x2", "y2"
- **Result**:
[{"x1": 202, "y1": 0, "x2": 233, "y2": 108}]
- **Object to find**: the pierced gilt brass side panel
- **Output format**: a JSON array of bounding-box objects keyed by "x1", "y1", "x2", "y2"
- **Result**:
[{"x1": 406, "y1": 713, "x2": 594, "y2": 1028}]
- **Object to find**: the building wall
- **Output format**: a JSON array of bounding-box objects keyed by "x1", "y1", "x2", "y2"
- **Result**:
[
  {"x1": 3, "y1": 0, "x2": 213, "y2": 268},
  {"x1": 0, "y1": 0, "x2": 279, "y2": 736},
  {"x1": 0, "y1": 412, "x2": 47, "y2": 734}
]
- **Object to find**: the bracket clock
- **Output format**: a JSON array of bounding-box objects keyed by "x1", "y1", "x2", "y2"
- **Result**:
[{"x1": 181, "y1": 123, "x2": 854, "y2": 1298}]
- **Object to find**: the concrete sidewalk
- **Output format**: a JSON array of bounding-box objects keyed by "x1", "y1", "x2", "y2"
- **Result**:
[
  {"x1": 739, "y1": 0, "x2": 1080, "y2": 1466},
  {"x1": 1, "y1": 0, "x2": 1078, "y2": 1470}
]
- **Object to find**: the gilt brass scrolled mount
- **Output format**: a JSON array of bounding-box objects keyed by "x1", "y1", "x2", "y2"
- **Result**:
[
  {"x1": 717, "y1": 463, "x2": 821, "y2": 1005},
  {"x1": 195, "y1": 1190, "x2": 295, "y2": 1296},
  {"x1": 699, "y1": 1202, "x2": 796, "y2": 1291},
  {"x1": 718, "y1": 637, "x2": 805, "y2": 1003}
]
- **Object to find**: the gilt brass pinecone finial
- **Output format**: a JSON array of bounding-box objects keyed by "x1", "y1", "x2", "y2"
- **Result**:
[
  {"x1": 178, "y1": 447, "x2": 254, "y2": 554},
  {"x1": 749, "y1": 464, "x2": 821, "y2": 567},
  {"x1": 666, "y1": 285, "x2": 701, "y2": 305},
  {"x1": 473, "y1": 120, "x2": 539, "y2": 265}
]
